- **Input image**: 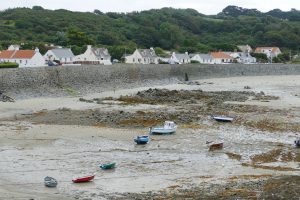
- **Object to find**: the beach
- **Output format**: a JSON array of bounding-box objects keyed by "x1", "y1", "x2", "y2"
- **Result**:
[{"x1": 0, "y1": 75, "x2": 300, "y2": 199}]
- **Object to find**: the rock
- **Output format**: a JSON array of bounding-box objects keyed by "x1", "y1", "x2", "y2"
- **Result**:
[{"x1": 244, "y1": 86, "x2": 251, "y2": 89}]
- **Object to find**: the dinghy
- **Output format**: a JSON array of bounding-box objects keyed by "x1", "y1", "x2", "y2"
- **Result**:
[
  {"x1": 44, "y1": 176, "x2": 58, "y2": 187},
  {"x1": 100, "y1": 162, "x2": 116, "y2": 170},
  {"x1": 211, "y1": 115, "x2": 234, "y2": 122},
  {"x1": 150, "y1": 121, "x2": 177, "y2": 135},
  {"x1": 134, "y1": 135, "x2": 149, "y2": 144},
  {"x1": 72, "y1": 175, "x2": 95, "y2": 183}
]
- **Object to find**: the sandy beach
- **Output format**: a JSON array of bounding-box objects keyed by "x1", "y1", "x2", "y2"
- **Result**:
[{"x1": 0, "y1": 75, "x2": 300, "y2": 199}]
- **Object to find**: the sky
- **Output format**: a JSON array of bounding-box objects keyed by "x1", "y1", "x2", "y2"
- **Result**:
[{"x1": 0, "y1": 0, "x2": 299, "y2": 15}]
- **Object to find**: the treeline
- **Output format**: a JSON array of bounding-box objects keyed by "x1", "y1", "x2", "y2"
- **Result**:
[{"x1": 0, "y1": 5, "x2": 299, "y2": 59}]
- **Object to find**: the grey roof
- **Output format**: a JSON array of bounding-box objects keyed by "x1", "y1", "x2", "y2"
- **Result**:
[
  {"x1": 175, "y1": 53, "x2": 190, "y2": 60},
  {"x1": 92, "y1": 48, "x2": 111, "y2": 59},
  {"x1": 51, "y1": 48, "x2": 75, "y2": 58},
  {"x1": 196, "y1": 54, "x2": 213, "y2": 60},
  {"x1": 137, "y1": 49, "x2": 157, "y2": 58}
]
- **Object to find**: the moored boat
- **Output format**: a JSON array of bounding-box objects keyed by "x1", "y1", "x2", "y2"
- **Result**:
[
  {"x1": 150, "y1": 121, "x2": 177, "y2": 135},
  {"x1": 134, "y1": 135, "x2": 149, "y2": 144},
  {"x1": 100, "y1": 162, "x2": 116, "y2": 170},
  {"x1": 44, "y1": 176, "x2": 58, "y2": 187},
  {"x1": 72, "y1": 175, "x2": 95, "y2": 183},
  {"x1": 211, "y1": 115, "x2": 234, "y2": 122}
]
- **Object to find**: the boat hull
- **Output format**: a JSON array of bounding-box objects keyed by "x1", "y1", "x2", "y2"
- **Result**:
[
  {"x1": 150, "y1": 128, "x2": 176, "y2": 135},
  {"x1": 100, "y1": 163, "x2": 116, "y2": 170},
  {"x1": 44, "y1": 176, "x2": 57, "y2": 187},
  {"x1": 211, "y1": 116, "x2": 234, "y2": 122},
  {"x1": 134, "y1": 136, "x2": 149, "y2": 144},
  {"x1": 72, "y1": 175, "x2": 95, "y2": 183},
  {"x1": 209, "y1": 143, "x2": 223, "y2": 151}
]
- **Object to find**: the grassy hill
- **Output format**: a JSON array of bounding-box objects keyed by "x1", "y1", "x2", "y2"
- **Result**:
[{"x1": 0, "y1": 5, "x2": 299, "y2": 59}]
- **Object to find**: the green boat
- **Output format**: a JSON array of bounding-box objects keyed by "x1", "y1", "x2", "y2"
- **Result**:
[{"x1": 100, "y1": 162, "x2": 116, "y2": 170}]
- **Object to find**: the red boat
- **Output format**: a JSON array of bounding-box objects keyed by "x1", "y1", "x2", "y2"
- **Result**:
[{"x1": 72, "y1": 175, "x2": 95, "y2": 183}]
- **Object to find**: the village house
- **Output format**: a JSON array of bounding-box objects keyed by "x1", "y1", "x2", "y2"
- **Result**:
[
  {"x1": 75, "y1": 45, "x2": 112, "y2": 65},
  {"x1": 125, "y1": 48, "x2": 158, "y2": 64},
  {"x1": 210, "y1": 52, "x2": 233, "y2": 64},
  {"x1": 169, "y1": 52, "x2": 191, "y2": 64},
  {"x1": 254, "y1": 47, "x2": 281, "y2": 59},
  {"x1": 190, "y1": 54, "x2": 214, "y2": 64},
  {"x1": 229, "y1": 52, "x2": 256, "y2": 64},
  {"x1": 0, "y1": 46, "x2": 45, "y2": 67},
  {"x1": 44, "y1": 48, "x2": 75, "y2": 64}
]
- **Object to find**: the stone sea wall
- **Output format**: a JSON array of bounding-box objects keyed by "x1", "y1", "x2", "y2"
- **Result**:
[{"x1": 0, "y1": 64, "x2": 299, "y2": 98}]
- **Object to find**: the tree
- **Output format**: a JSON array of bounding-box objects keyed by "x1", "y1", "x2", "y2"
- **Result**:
[{"x1": 66, "y1": 27, "x2": 94, "y2": 46}]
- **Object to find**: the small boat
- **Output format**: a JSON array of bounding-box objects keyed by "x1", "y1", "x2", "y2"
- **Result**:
[
  {"x1": 209, "y1": 142, "x2": 224, "y2": 151},
  {"x1": 72, "y1": 175, "x2": 95, "y2": 183},
  {"x1": 100, "y1": 162, "x2": 116, "y2": 170},
  {"x1": 134, "y1": 135, "x2": 149, "y2": 144},
  {"x1": 211, "y1": 115, "x2": 234, "y2": 122},
  {"x1": 44, "y1": 176, "x2": 58, "y2": 187},
  {"x1": 295, "y1": 140, "x2": 300, "y2": 147},
  {"x1": 150, "y1": 121, "x2": 177, "y2": 135}
]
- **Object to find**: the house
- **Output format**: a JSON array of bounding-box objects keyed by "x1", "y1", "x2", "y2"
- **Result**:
[
  {"x1": 191, "y1": 54, "x2": 214, "y2": 64},
  {"x1": 254, "y1": 47, "x2": 281, "y2": 58},
  {"x1": 125, "y1": 48, "x2": 158, "y2": 64},
  {"x1": 75, "y1": 45, "x2": 112, "y2": 65},
  {"x1": 210, "y1": 52, "x2": 233, "y2": 64},
  {"x1": 0, "y1": 47, "x2": 45, "y2": 67},
  {"x1": 44, "y1": 48, "x2": 75, "y2": 64},
  {"x1": 169, "y1": 52, "x2": 191, "y2": 64},
  {"x1": 237, "y1": 45, "x2": 253, "y2": 53},
  {"x1": 229, "y1": 52, "x2": 256, "y2": 63}
]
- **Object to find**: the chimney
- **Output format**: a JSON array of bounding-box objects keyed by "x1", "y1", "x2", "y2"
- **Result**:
[
  {"x1": 35, "y1": 47, "x2": 39, "y2": 52},
  {"x1": 87, "y1": 45, "x2": 92, "y2": 49},
  {"x1": 185, "y1": 52, "x2": 188, "y2": 55}
]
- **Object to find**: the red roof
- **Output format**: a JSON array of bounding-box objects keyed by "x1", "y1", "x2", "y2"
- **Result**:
[
  {"x1": 0, "y1": 50, "x2": 36, "y2": 59},
  {"x1": 0, "y1": 50, "x2": 15, "y2": 59},
  {"x1": 12, "y1": 50, "x2": 35, "y2": 59},
  {"x1": 255, "y1": 47, "x2": 280, "y2": 53},
  {"x1": 210, "y1": 52, "x2": 232, "y2": 59}
]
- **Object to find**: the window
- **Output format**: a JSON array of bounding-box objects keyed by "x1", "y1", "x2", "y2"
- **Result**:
[{"x1": 133, "y1": 58, "x2": 135, "y2": 62}]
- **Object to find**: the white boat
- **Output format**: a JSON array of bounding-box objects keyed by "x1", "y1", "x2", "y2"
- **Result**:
[
  {"x1": 149, "y1": 121, "x2": 177, "y2": 134},
  {"x1": 211, "y1": 115, "x2": 234, "y2": 122}
]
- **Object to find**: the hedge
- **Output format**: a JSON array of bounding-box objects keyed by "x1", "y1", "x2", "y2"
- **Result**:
[{"x1": 0, "y1": 62, "x2": 19, "y2": 68}]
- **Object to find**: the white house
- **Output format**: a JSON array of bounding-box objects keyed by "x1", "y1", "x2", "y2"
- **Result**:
[
  {"x1": 210, "y1": 52, "x2": 233, "y2": 64},
  {"x1": 125, "y1": 48, "x2": 158, "y2": 64},
  {"x1": 75, "y1": 45, "x2": 112, "y2": 65},
  {"x1": 169, "y1": 52, "x2": 191, "y2": 64},
  {"x1": 229, "y1": 52, "x2": 256, "y2": 63},
  {"x1": 254, "y1": 47, "x2": 281, "y2": 59},
  {"x1": 191, "y1": 54, "x2": 214, "y2": 64},
  {"x1": 0, "y1": 47, "x2": 45, "y2": 67},
  {"x1": 44, "y1": 48, "x2": 75, "y2": 64}
]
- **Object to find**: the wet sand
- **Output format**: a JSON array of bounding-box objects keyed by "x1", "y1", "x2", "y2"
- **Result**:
[{"x1": 0, "y1": 75, "x2": 300, "y2": 199}]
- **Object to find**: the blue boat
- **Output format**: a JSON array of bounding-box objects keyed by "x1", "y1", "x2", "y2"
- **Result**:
[{"x1": 134, "y1": 135, "x2": 149, "y2": 144}]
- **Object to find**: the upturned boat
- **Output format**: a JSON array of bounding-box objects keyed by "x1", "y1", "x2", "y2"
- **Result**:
[
  {"x1": 100, "y1": 162, "x2": 116, "y2": 170},
  {"x1": 72, "y1": 175, "x2": 95, "y2": 183},
  {"x1": 44, "y1": 176, "x2": 57, "y2": 187},
  {"x1": 149, "y1": 121, "x2": 177, "y2": 135},
  {"x1": 134, "y1": 135, "x2": 149, "y2": 144}
]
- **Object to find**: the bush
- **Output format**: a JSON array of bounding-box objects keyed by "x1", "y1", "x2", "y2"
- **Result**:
[
  {"x1": 0, "y1": 62, "x2": 19, "y2": 68},
  {"x1": 191, "y1": 60, "x2": 200, "y2": 64}
]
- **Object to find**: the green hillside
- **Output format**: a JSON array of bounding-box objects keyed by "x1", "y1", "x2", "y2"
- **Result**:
[{"x1": 0, "y1": 5, "x2": 299, "y2": 59}]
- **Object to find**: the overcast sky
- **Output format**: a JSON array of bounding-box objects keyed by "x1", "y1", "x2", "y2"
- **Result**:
[{"x1": 0, "y1": 0, "x2": 299, "y2": 14}]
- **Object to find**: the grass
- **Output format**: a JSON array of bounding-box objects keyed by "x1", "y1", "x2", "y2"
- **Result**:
[{"x1": 63, "y1": 86, "x2": 80, "y2": 96}]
